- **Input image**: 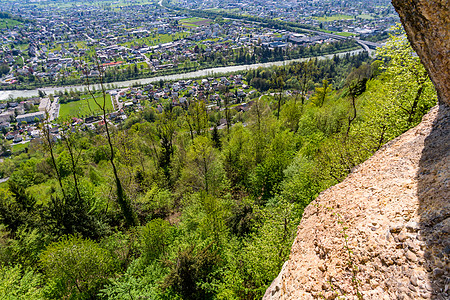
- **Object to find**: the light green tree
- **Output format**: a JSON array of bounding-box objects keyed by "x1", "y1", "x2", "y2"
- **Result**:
[
  {"x1": 376, "y1": 26, "x2": 437, "y2": 126},
  {"x1": 310, "y1": 79, "x2": 333, "y2": 108},
  {"x1": 353, "y1": 27, "x2": 437, "y2": 152},
  {"x1": 180, "y1": 136, "x2": 226, "y2": 196},
  {"x1": 40, "y1": 235, "x2": 115, "y2": 299},
  {"x1": 140, "y1": 218, "x2": 174, "y2": 263},
  {"x1": 0, "y1": 265, "x2": 44, "y2": 300}
]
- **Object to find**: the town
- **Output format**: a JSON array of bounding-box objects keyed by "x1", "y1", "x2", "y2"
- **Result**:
[
  {"x1": 0, "y1": 0, "x2": 391, "y2": 156},
  {"x1": 0, "y1": 0, "x2": 394, "y2": 89},
  {"x1": 176, "y1": 0, "x2": 397, "y2": 34},
  {"x1": 0, "y1": 46, "x2": 372, "y2": 157},
  {"x1": 0, "y1": 71, "x2": 261, "y2": 154}
]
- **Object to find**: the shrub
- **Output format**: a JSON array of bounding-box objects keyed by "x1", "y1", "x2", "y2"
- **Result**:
[
  {"x1": 162, "y1": 242, "x2": 221, "y2": 300},
  {"x1": 40, "y1": 235, "x2": 115, "y2": 299},
  {"x1": 0, "y1": 264, "x2": 44, "y2": 300},
  {"x1": 140, "y1": 218, "x2": 174, "y2": 263}
]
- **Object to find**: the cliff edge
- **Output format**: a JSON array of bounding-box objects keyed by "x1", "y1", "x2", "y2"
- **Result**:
[
  {"x1": 264, "y1": 104, "x2": 449, "y2": 299},
  {"x1": 264, "y1": 2, "x2": 449, "y2": 299}
]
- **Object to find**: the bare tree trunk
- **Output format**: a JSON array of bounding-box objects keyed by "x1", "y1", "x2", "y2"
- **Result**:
[
  {"x1": 277, "y1": 89, "x2": 282, "y2": 120},
  {"x1": 346, "y1": 94, "x2": 357, "y2": 137},
  {"x1": 407, "y1": 85, "x2": 424, "y2": 124},
  {"x1": 42, "y1": 117, "x2": 67, "y2": 201},
  {"x1": 82, "y1": 55, "x2": 137, "y2": 227},
  {"x1": 62, "y1": 131, "x2": 82, "y2": 202}
]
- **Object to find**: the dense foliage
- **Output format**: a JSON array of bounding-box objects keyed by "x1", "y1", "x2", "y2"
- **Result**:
[{"x1": 0, "y1": 34, "x2": 437, "y2": 299}]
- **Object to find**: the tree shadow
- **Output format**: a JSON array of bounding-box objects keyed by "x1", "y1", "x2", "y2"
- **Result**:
[{"x1": 417, "y1": 103, "x2": 450, "y2": 299}]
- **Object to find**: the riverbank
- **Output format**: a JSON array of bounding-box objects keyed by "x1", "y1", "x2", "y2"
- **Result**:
[{"x1": 0, "y1": 49, "x2": 366, "y2": 100}]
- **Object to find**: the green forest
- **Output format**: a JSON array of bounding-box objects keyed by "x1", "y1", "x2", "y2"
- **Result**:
[{"x1": 0, "y1": 33, "x2": 437, "y2": 299}]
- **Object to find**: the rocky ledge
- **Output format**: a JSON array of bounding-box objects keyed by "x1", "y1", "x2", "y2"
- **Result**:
[{"x1": 264, "y1": 104, "x2": 449, "y2": 299}]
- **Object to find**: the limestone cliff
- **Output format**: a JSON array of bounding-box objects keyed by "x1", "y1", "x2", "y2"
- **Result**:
[
  {"x1": 391, "y1": 0, "x2": 450, "y2": 106},
  {"x1": 264, "y1": 104, "x2": 449, "y2": 299},
  {"x1": 264, "y1": 1, "x2": 449, "y2": 299}
]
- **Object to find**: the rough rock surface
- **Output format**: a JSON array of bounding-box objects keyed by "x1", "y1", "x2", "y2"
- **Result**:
[
  {"x1": 263, "y1": 104, "x2": 450, "y2": 299},
  {"x1": 391, "y1": 0, "x2": 450, "y2": 106},
  {"x1": 264, "y1": 1, "x2": 450, "y2": 299}
]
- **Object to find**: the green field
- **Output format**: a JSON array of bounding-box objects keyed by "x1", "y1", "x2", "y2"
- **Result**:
[
  {"x1": 50, "y1": 41, "x2": 89, "y2": 52},
  {"x1": 335, "y1": 32, "x2": 355, "y2": 37},
  {"x1": 59, "y1": 93, "x2": 113, "y2": 119},
  {"x1": 357, "y1": 14, "x2": 375, "y2": 20},
  {"x1": 121, "y1": 32, "x2": 188, "y2": 47},
  {"x1": 17, "y1": 43, "x2": 29, "y2": 51},
  {"x1": 179, "y1": 17, "x2": 212, "y2": 27},
  {"x1": 315, "y1": 14, "x2": 354, "y2": 21},
  {"x1": 318, "y1": 29, "x2": 355, "y2": 37},
  {"x1": 260, "y1": 94, "x2": 275, "y2": 102},
  {"x1": 0, "y1": 18, "x2": 21, "y2": 29},
  {"x1": 0, "y1": 180, "x2": 7, "y2": 189},
  {"x1": 11, "y1": 142, "x2": 29, "y2": 153}
]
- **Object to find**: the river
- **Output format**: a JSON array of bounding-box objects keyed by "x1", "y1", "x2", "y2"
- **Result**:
[{"x1": 0, "y1": 49, "x2": 364, "y2": 100}]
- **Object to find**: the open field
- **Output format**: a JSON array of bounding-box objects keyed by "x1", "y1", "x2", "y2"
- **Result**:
[
  {"x1": 17, "y1": 43, "x2": 30, "y2": 51},
  {"x1": 335, "y1": 32, "x2": 355, "y2": 37},
  {"x1": 59, "y1": 93, "x2": 113, "y2": 119},
  {"x1": 0, "y1": 180, "x2": 8, "y2": 189},
  {"x1": 260, "y1": 95, "x2": 275, "y2": 102},
  {"x1": 319, "y1": 29, "x2": 355, "y2": 37},
  {"x1": 315, "y1": 14, "x2": 353, "y2": 21},
  {"x1": 357, "y1": 14, "x2": 375, "y2": 20},
  {"x1": 179, "y1": 17, "x2": 212, "y2": 27},
  {"x1": 11, "y1": 142, "x2": 29, "y2": 153},
  {"x1": 0, "y1": 18, "x2": 21, "y2": 29},
  {"x1": 121, "y1": 32, "x2": 188, "y2": 47}
]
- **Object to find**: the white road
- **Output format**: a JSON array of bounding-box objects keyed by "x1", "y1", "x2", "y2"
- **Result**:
[{"x1": 46, "y1": 96, "x2": 60, "y2": 121}]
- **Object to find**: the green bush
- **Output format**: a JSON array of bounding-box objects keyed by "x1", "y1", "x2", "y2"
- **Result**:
[
  {"x1": 162, "y1": 242, "x2": 222, "y2": 300},
  {"x1": 0, "y1": 226, "x2": 50, "y2": 269},
  {"x1": 0, "y1": 264, "x2": 44, "y2": 300},
  {"x1": 40, "y1": 235, "x2": 115, "y2": 299},
  {"x1": 99, "y1": 261, "x2": 161, "y2": 300},
  {"x1": 138, "y1": 184, "x2": 174, "y2": 220},
  {"x1": 140, "y1": 218, "x2": 174, "y2": 263}
]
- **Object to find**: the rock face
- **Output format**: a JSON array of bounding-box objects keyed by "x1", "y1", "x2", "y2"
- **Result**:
[
  {"x1": 391, "y1": 0, "x2": 450, "y2": 106},
  {"x1": 264, "y1": 1, "x2": 450, "y2": 299},
  {"x1": 264, "y1": 104, "x2": 449, "y2": 299}
]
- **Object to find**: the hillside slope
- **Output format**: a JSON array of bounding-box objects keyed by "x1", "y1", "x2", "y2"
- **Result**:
[
  {"x1": 264, "y1": 1, "x2": 449, "y2": 299},
  {"x1": 264, "y1": 103, "x2": 449, "y2": 299}
]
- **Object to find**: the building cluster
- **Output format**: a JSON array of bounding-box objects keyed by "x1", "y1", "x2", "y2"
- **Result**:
[
  {"x1": 114, "y1": 73, "x2": 256, "y2": 117},
  {"x1": 0, "y1": 97, "x2": 45, "y2": 144},
  {"x1": 0, "y1": 72, "x2": 258, "y2": 151},
  {"x1": 1, "y1": 0, "x2": 366, "y2": 87},
  {"x1": 176, "y1": 0, "x2": 398, "y2": 34}
]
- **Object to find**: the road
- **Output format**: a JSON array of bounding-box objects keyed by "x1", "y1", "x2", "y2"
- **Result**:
[
  {"x1": 293, "y1": 27, "x2": 383, "y2": 49},
  {"x1": 111, "y1": 88, "x2": 129, "y2": 110},
  {"x1": 48, "y1": 96, "x2": 60, "y2": 121},
  {"x1": 84, "y1": 33, "x2": 95, "y2": 43},
  {"x1": 160, "y1": 0, "x2": 382, "y2": 51}
]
